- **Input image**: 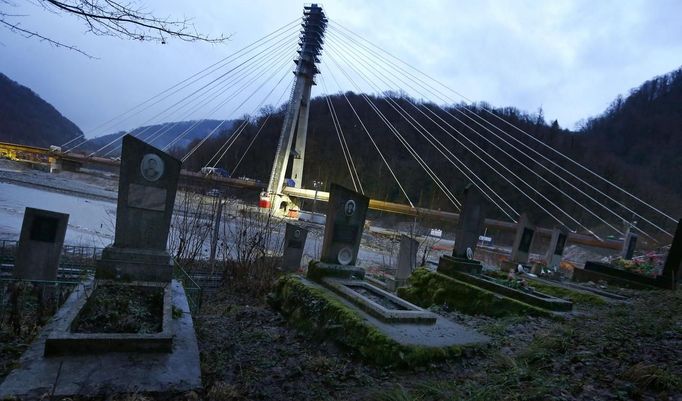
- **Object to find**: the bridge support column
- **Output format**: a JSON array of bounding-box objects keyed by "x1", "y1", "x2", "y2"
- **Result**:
[
  {"x1": 290, "y1": 88, "x2": 312, "y2": 188},
  {"x1": 263, "y1": 4, "x2": 327, "y2": 217}
]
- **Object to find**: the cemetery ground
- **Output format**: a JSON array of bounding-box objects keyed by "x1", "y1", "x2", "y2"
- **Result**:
[
  {"x1": 1, "y1": 160, "x2": 681, "y2": 400},
  {"x1": 4, "y1": 274, "x2": 680, "y2": 401}
]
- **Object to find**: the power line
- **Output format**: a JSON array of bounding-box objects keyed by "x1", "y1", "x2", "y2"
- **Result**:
[
  {"x1": 61, "y1": 18, "x2": 301, "y2": 149},
  {"x1": 325, "y1": 50, "x2": 461, "y2": 210},
  {"x1": 181, "y1": 51, "x2": 296, "y2": 163},
  {"x1": 324, "y1": 60, "x2": 415, "y2": 208},
  {"x1": 329, "y1": 19, "x2": 677, "y2": 227},
  {"x1": 327, "y1": 25, "x2": 668, "y2": 241},
  {"x1": 231, "y1": 79, "x2": 294, "y2": 178},
  {"x1": 88, "y1": 33, "x2": 297, "y2": 157}
]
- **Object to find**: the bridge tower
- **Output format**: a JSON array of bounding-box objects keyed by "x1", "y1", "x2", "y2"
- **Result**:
[{"x1": 262, "y1": 4, "x2": 327, "y2": 215}]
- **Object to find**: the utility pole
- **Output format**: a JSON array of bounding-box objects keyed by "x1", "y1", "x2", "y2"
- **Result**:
[
  {"x1": 209, "y1": 198, "x2": 225, "y2": 267},
  {"x1": 265, "y1": 4, "x2": 327, "y2": 212}
]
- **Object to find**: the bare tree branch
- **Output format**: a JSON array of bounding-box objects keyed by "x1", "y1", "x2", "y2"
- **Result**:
[
  {"x1": 41, "y1": 0, "x2": 229, "y2": 43},
  {"x1": 0, "y1": 18, "x2": 97, "y2": 58},
  {"x1": 0, "y1": 0, "x2": 229, "y2": 57}
]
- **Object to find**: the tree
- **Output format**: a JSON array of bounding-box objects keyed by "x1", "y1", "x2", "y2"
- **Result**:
[{"x1": 0, "y1": 0, "x2": 228, "y2": 58}]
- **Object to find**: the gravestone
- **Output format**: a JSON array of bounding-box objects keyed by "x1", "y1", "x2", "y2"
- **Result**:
[
  {"x1": 544, "y1": 228, "x2": 568, "y2": 270},
  {"x1": 511, "y1": 214, "x2": 535, "y2": 263},
  {"x1": 13, "y1": 207, "x2": 69, "y2": 281},
  {"x1": 320, "y1": 183, "x2": 369, "y2": 266},
  {"x1": 395, "y1": 235, "x2": 419, "y2": 287},
  {"x1": 453, "y1": 184, "x2": 487, "y2": 258},
  {"x1": 621, "y1": 227, "x2": 638, "y2": 260},
  {"x1": 96, "y1": 135, "x2": 181, "y2": 282},
  {"x1": 661, "y1": 218, "x2": 682, "y2": 288},
  {"x1": 575, "y1": 219, "x2": 681, "y2": 290},
  {"x1": 437, "y1": 184, "x2": 486, "y2": 276},
  {"x1": 501, "y1": 213, "x2": 535, "y2": 272},
  {"x1": 281, "y1": 223, "x2": 308, "y2": 272}
]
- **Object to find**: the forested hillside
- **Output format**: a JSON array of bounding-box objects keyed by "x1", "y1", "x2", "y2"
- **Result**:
[
  {"x1": 0, "y1": 73, "x2": 83, "y2": 147},
  {"x1": 1, "y1": 66, "x2": 679, "y2": 234},
  {"x1": 181, "y1": 67, "x2": 682, "y2": 233}
]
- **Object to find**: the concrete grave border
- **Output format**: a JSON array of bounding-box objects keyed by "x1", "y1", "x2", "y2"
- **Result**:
[
  {"x1": 44, "y1": 279, "x2": 173, "y2": 356},
  {"x1": 320, "y1": 278, "x2": 437, "y2": 324}
]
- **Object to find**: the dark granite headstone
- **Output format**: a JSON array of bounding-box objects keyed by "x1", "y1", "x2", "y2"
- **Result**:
[
  {"x1": 453, "y1": 184, "x2": 487, "y2": 258},
  {"x1": 661, "y1": 218, "x2": 682, "y2": 288},
  {"x1": 396, "y1": 235, "x2": 418, "y2": 282},
  {"x1": 13, "y1": 207, "x2": 69, "y2": 281},
  {"x1": 282, "y1": 223, "x2": 308, "y2": 272},
  {"x1": 96, "y1": 135, "x2": 181, "y2": 282},
  {"x1": 544, "y1": 228, "x2": 568, "y2": 269},
  {"x1": 621, "y1": 228, "x2": 638, "y2": 260},
  {"x1": 437, "y1": 184, "x2": 486, "y2": 276},
  {"x1": 320, "y1": 183, "x2": 369, "y2": 266},
  {"x1": 510, "y1": 214, "x2": 535, "y2": 264}
]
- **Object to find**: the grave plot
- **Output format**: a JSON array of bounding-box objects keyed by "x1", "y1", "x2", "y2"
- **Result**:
[
  {"x1": 573, "y1": 219, "x2": 682, "y2": 290},
  {"x1": 44, "y1": 281, "x2": 172, "y2": 355},
  {"x1": 493, "y1": 226, "x2": 630, "y2": 303},
  {"x1": 271, "y1": 184, "x2": 488, "y2": 367},
  {"x1": 0, "y1": 135, "x2": 201, "y2": 399},
  {"x1": 397, "y1": 198, "x2": 579, "y2": 317}
]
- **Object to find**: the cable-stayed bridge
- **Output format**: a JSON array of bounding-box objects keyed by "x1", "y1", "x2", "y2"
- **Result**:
[{"x1": 4, "y1": 4, "x2": 679, "y2": 252}]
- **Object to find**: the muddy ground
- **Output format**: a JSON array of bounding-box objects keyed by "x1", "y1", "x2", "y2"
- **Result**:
[
  {"x1": 194, "y1": 283, "x2": 682, "y2": 401},
  {"x1": 2, "y1": 277, "x2": 681, "y2": 401}
]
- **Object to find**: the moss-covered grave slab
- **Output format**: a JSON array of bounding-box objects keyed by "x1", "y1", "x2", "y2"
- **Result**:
[
  {"x1": 487, "y1": 272, "x2": 627, "y2": 304},
  {"x1": 438, "y1": 255, "x2": 483, "y2": 275},
  {"x1": 398, "y1": 268, "x2": 571, "y2": 318},
  {"x1": 573, "y1": 261, "x2": 673, "y2": 290},
  {"x1": 269, "y1": 275, "x2": 489, "y2": 367}
]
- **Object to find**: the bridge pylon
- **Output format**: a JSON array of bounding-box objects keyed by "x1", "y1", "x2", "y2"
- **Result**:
[{"x1": 262, "y1": 3, "x2": 327, "y2": 216}]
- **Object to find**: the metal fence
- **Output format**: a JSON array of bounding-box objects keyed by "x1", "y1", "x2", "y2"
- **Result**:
[
  {"x1": 0, "y1": 240, "x2": 102, "y2": 268},
  {"x1": 0, "y1": 239, "x2": 16, "y2": 264},
  {"x1": 173, "y1": 260, "x2": 203, "y2": 314},
  {"x1": 0, "y1": 278, "x2": 80, "y2": 334},
  {"x1": 0, "y1": 239, "x2": 203, "y2": 315}
]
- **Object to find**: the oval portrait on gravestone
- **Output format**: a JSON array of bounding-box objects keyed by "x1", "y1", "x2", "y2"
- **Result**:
[
  {"x1": 344, "y1": 200, "x2": 356, "y2": 216},
  {"x1": 337, "y1": 246, "x2": 353, "y2": 265},
  {"x1": 140, "y1": 153, "x2": 164, "y2": 182}
]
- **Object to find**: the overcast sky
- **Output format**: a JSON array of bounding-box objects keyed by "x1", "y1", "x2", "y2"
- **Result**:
[{"x1": 1, "y1": 0, "x2": 681, "y2": 138}]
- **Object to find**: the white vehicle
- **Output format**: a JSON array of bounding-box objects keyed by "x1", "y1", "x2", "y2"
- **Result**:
[
  {"x1": 49, "y1": 145, "x2": 62, "y2": 152},
  {"x1": 429, "y1": 228, "x2": 443, "y2": 238},
  {"x1": 201, "y1": 167, "x2": 229, "y2": 177}
]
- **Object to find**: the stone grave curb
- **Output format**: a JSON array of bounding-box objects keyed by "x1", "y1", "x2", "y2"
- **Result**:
[
  {"x1": 397, "y1": 268, "x2": 566, "y2": 319},
  {"x1": 44, "y1": 279, "x2": 173, "y2": 356},
  {"x1": 268, "y1": 275, "x2": 488, "y2": 367}
]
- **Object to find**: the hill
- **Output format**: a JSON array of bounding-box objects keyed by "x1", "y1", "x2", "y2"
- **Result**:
[
  {"x1": 181, "y1": 67, "x2": 682, "y2": 235},
  {"x1": 579, "y1": 68, "x2": 682, "y2": 197},
  {"x1": 80, "y1": 120, "x2": 235, "y2": 156},
  {"x1": 0, "y1": 73, "x2": 83, "y2": 147}
]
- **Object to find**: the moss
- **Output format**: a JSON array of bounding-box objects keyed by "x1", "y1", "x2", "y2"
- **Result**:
[
  {"x1": 484, "y1": 270, "x2": 606, "y2": 306},
  {"x1": 268, "y1": 275, "x2": 470, "y2": 367},
  {"x1": 397, "y1": 268, "x2": 555, "y2": 318}
]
